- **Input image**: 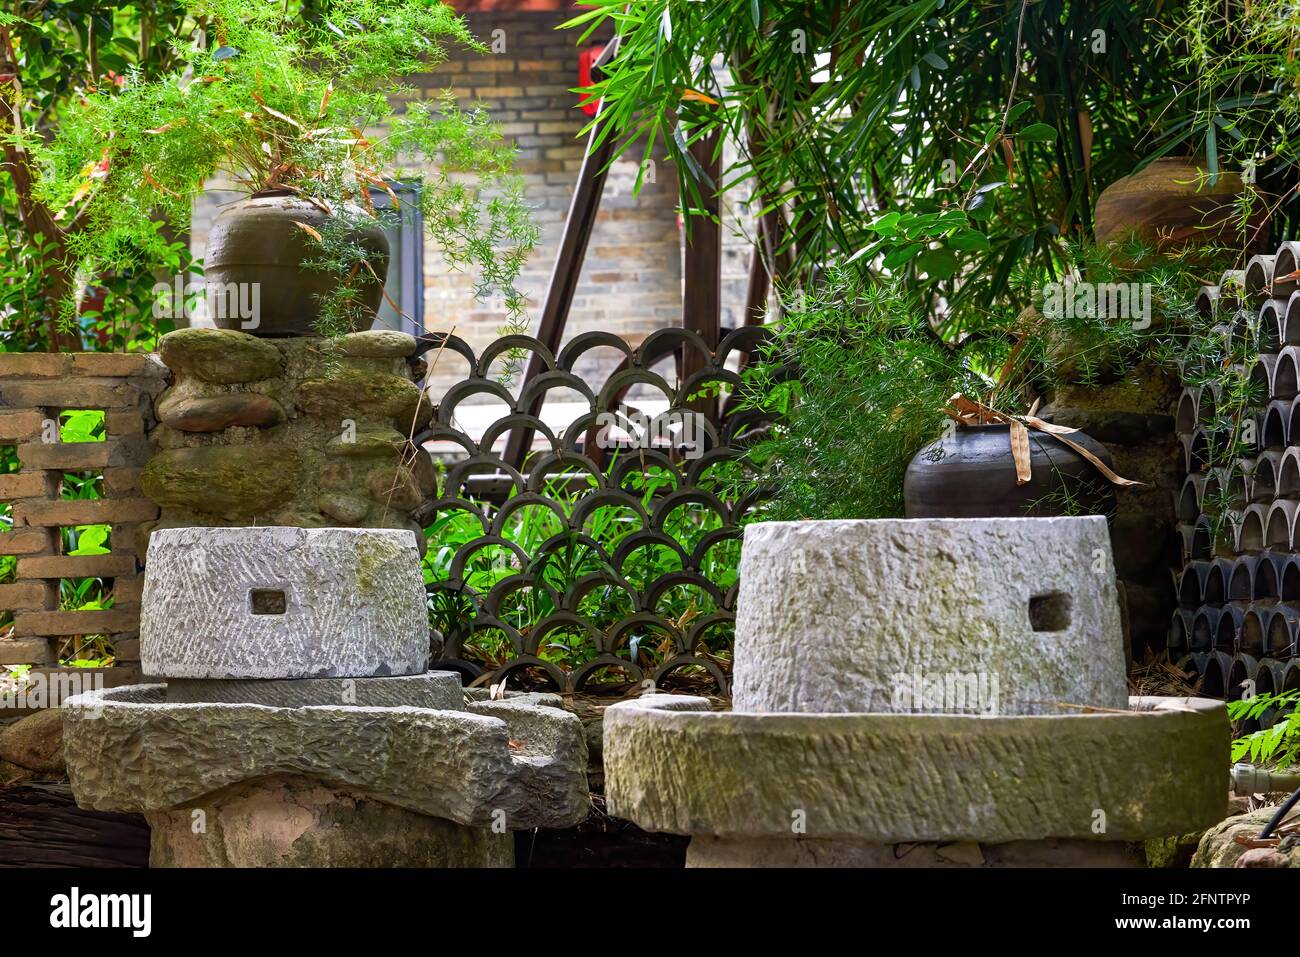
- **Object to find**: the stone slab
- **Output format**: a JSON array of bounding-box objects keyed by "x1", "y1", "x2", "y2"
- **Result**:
[
  {"x1": 147, "y1": 775, "x2": 512, "y2": 867},
  {"x1": 164, "y1": 672, "x2": 463, "y2": 710},
  {"x1": 140, "y1": 526, "x2": 427, "y2": 678},
  {"x1": 603, "y1": 694, "x2": 1227, "y2": 843},
  {"x1": 733, "y1": 517, "x2": 1127, "y2": 715},
  {"x1": 63, "y1": 683, "x2": 589, "y2": 830}
]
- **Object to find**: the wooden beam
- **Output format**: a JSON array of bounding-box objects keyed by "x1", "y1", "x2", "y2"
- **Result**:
[
  {"x1": 682, "y1": 129, "x2": 722, "y2": 415},
  {"x1": 503, "y1": 37, "x2": 619, "y2": 471}
]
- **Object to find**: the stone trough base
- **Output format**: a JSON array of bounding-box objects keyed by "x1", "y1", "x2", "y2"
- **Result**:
[
  {"x1": 62, "y1": 676, "x2": 590, "y2": 868},
  {"x1": 147, "y1": 775, "x2": 513, "y2": 868},
  {"x1": 686, "y1": 835, "x2": 1143, "y2": 868}
]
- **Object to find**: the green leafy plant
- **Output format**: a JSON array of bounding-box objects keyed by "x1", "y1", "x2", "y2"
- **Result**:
[
  {"x1": 739, "y1": 269, "x2": 1007, "y2": 521},
  {"x1": 564, "y1": 0, "x2": 1195, "y2": 327},
  {"x1": 1231, "y1": 691, "x2": 1300, "y2": 768},
  {"x1": 26, "y1": 0, "x2": 537, "y2": 339}
]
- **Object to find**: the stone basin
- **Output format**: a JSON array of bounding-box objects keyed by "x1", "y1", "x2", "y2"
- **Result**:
[
  {"x1": 64, "y1": 676, "x2": 589, "y2": 867},
  {"x1": 604, "y1": 517, "x2": 1229, "y2": 867},
  {"x1": 604, "y1": 694, "x2": 1226, "y2": 864}
]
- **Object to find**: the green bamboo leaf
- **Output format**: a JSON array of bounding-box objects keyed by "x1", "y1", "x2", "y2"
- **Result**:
[{"x1": 1018, "y1": 123, "x2": 1057, "y2": 143}]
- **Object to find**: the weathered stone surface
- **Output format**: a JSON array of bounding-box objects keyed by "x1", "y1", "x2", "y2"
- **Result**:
[
  {"x1": 0, "y1": 709, "x2": 64, "y2": 773},
  {"x1": 298, "y1": 369, "x2": 432, "y2": 430},
  {"x1": 317, "y1": 491, "x2": 371, "y2": 524},
  {"x1": 339, "y1": 330, "x2": 419, "y2": 358},
  {"x1": 141, "y1": 527, "x2": 427, "y2": 679},
  {"x1": 327, "y1": 428, "x2": 408, "y2": 457},
  {"x1": 1043, "y1": 408, "x2": 1175, "y2": 447},
  {"x1": 1193, "y1": 809, "x2": 1300, "y2": 867},
  {"x1": 140, "y1": 444, "x2": 306, "y2": 515},
  {"x1": 1236, "y1": 847, "x2": 1291, "y2": 868},
  {"x1": 1145, "y1": 830, "x2": 1206, "y2": 868},
  {"x1": 686, "y1": 835, "x2": 1144, "y2": 868},
  {"x1": 603, "y1": 695, "x2": 1227, "y2": 843},
  {"x1": 147, "y1": 775, "x2": 512, "y2": 867},
  {"x1": 158, "y1": 328, "x2": 282, "y2": 384},
  {"x1": 0, "y1": 759, "x2": 35, "y2": 786},
  {"x1": 367, "y1": 463, "x2": 423, "y2": 511},
  {"x1": 164, "y1": 672, "x2": 462, "y2": 710},
  {"x1": 63, "y1": 683, "x2": 590, "y2": 830},
  {"x1": 157, "y1": 392, "x2": 286, "y2": 432},
  {"x1": 732, "y1": 517, "x2": 1127, "y2": 715}
]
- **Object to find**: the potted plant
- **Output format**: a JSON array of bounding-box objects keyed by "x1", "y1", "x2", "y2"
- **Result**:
[{"x1": 27, "y1": 0, "x2": 537, "y2": 338}]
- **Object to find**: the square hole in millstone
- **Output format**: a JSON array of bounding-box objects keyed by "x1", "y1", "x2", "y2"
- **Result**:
[
  {"x1": 1028, "y1": 591, "x2": 1072, "y2": 632},
  {"x1": 249, "y1": 588, "x2": 287, "y2": 616}
]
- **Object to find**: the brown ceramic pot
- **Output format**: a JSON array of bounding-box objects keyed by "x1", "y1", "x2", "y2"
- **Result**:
[
  {"x1": 903, "y1": 422, "x2": 1117, "y2": 518},
  {"x1": 1093, "y1": 156, "x2": 1269, "y2": 252},
  {"x1": 204, "y1": 190, "x2": 390, "y2": 337}
]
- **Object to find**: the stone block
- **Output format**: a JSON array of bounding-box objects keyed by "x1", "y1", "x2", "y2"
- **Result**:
[
  {"x1": 732, "y1": 517, "x2": 1127, "y2": 716},
  {"x1": 164, "y1": 671, "x2": 462, "y2": 709},
  {"x1": 139, "y1": 444, "x2": 305, "y2": 515},
  {"x1": 156, "y1": 392, "x2": 286, "y2": 432},
  {"x1": 63, "y1": 682, "x2": 590, "y2": 829},
  {"x1": 146, "y1": 776, "x2": 513, "y2": 867},
  {"x1": 140, "y1": 526, "x2": 428, "y2": 679}
]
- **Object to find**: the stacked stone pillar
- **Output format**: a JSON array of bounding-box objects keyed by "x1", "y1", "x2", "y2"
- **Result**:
[{"x1": 138, "y1": 328, "x2": 434, "y2": 550}]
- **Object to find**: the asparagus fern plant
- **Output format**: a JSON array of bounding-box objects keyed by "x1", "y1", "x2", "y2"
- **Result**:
[{"x1": 22, "y1": 0, "x2": 537, "y2": 337}]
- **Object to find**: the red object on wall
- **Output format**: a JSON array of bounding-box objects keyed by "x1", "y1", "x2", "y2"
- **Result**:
[{"x1": 577, "y1": 45, "x2": 602, "y2": 117}]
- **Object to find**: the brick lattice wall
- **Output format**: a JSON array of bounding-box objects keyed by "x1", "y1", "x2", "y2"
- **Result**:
[{"x1": 0, "y1": 353, "x2": 167, "y2": 702}]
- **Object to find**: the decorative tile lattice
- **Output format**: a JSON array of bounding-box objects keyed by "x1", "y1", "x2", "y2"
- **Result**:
[{"x1": 415, "y1": 328, "x2": 774, "y2": 694}]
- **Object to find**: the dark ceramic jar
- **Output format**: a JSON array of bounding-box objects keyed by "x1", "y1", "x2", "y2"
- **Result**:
[
  {"x1": 204, "y1": 190, "x2": 390, "y2": 337},
  {"x1": 903, "y1": 422, "x2": 1117, "y2": 518}
]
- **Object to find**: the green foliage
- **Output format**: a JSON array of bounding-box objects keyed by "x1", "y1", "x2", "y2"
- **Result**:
[
  {"x1": 565, "y1": 0, "x2": 1195, "y2": 327},
  {"x1": 1160, "y1": 0, "x2": 1300, "y2": 235},
  {"x1": 1230, "y1": 692, "x2": 1300, "y2": 769},
  {"x1": 0, "y1": 1, "x2": 203, "y2": 350},
  {"x1": 28, "y1": 0, "x2": 537, "y2": 338},
  {"x1": 740, "y1": 270, "x2": 1002, "y2": 521}
]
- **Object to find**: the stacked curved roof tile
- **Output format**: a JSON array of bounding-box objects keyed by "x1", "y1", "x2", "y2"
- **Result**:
[
  {"x1": 414, "y1": 327, "x2": 775, "y2": 695},
  {"x1": 1178, "y1": 247, "x2": 1300, "y2": 715}
]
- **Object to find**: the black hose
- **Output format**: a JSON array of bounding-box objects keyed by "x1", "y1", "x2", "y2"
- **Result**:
[{"x1": 1259, "y1": 783, "x2": 1300, "y2": 839}]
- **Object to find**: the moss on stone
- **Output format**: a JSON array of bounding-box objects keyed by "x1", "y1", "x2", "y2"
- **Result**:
[
  {"x1": 141, "y1": 444, "x2": 306, "y2": 514},
  {"x1": 158, "y1": 328, "x2": 283, "y2": 384},
  {"x1": 298, "y1": 368, "x2": 432, "y2": 431}
]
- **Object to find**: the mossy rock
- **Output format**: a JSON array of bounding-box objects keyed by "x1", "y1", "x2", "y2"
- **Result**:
[
  {"x1": 318, "y1": 492, "x2": 371, "y2": 525},
  {"x1": 339, "y1": 330, "x2": 418, "y2": 358},
  {"x1": 298, "y1": 368, "x2": 432, "y2": 430},
  {"x1": 141, "y1": 444, "x2": 306, "y2": 515},
  {"x1": 366, "y1": 463, "x2": 423, "y2": 511},
  {"x1": 157, "y1": 328, "x2": 284, "y2": 384},
  {"x1": 327, "y1": 428, "x2": 408, "y2": 458}
]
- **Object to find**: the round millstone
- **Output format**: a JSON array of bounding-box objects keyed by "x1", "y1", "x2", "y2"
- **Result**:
[
  {"x1": 732, "y1": 517, "x2": 1128, "y2": 715},
  {"x1": 140, "y1": 526, "x2": 428, "y2": 678},
  {"x1": 602, "y1": 695, "x2": 1228, "y2": 844},
  {"x1": 164, "y1": 671, "x2": 463, "y2": 709}
]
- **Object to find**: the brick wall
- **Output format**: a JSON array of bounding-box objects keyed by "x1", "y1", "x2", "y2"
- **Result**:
[
  {"x1": 190, "y1": 9, "x2": 754, "y2": 405},
  {"x1": 0, "y1": 353, "x2": 167, "y2": 705}
]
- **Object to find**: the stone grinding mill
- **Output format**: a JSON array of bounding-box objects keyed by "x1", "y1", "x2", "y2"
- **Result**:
[{"x1": 63, "y1": 526, "x2": 590, "y2": 867}]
